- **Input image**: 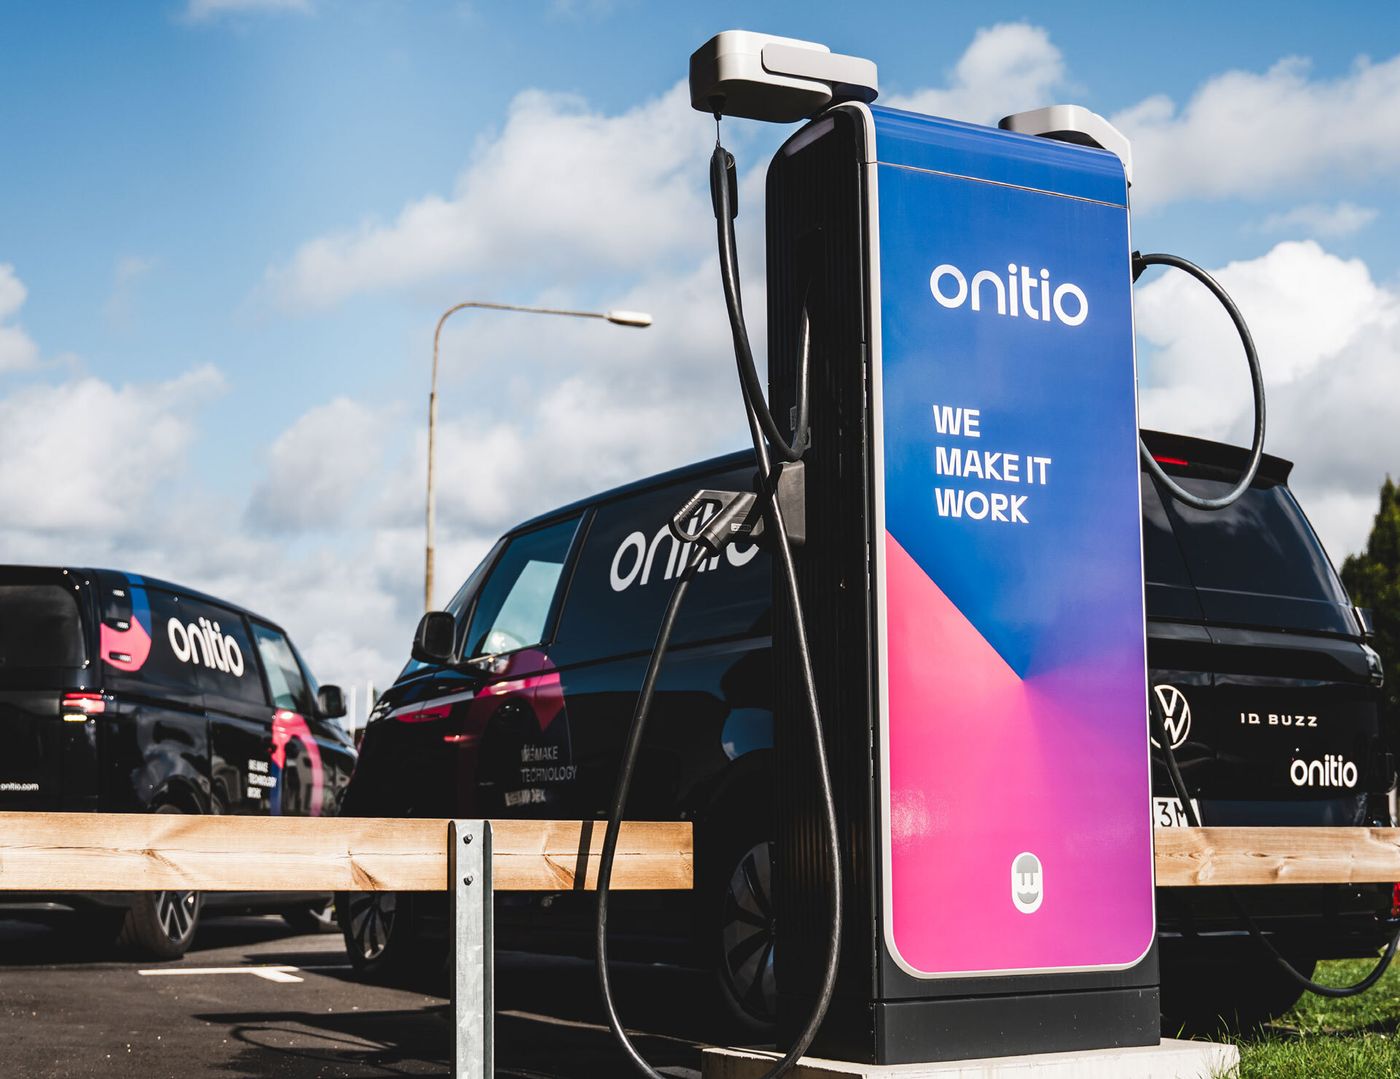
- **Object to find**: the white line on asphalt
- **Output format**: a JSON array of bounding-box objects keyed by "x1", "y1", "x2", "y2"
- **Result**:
[{"x1": 137, "y1": 965, "x2": 305, "y2": 983}]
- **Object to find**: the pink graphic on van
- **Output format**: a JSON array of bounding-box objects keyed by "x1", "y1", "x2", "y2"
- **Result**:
[
  {"x1": 100, "y1": 619, "x2": 152, "y2": 672},
  {"x1": 271, "y1": 709, "x2": 324, "y2": 817}
]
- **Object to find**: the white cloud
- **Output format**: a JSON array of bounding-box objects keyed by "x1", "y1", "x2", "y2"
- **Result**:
[
  {"x1": 246, "y1": 397, "x2": 386, "y2": 532},
  {"x1": 0, "y1": 264, "x2": 39, "y2": 373},
  {"x1": 1257, "y1": 201, "x2": 1379, "y2": 238},
  {"x1": 264, "y1": 81, "x2": 712, "y2": 310},
  {"x1": 886, "y1": 23, "x2": 1066, "y2": 125},
  {"x1": 1114, "y1": 53, "x2": 1400, "y2": 208},
  {"x1": 1136, "y1": 240, "x2": 1400, "y2": 560},
  {"x1": 184, "y1": 0, "x2": 310, "y2": 20},
  {"x1": 0, "y1": 366, "x2": 224, "y2": 533}
]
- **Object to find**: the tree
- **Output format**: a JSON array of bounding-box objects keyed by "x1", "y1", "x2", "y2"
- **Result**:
[{"x1": 1340, "y1": 477, "x2": 1400, "y2": 724}]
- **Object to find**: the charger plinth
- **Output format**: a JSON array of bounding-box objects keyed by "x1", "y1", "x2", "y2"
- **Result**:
[{"x1": 702, "y1": 1039, "x2": 1239, "y2": 1079}]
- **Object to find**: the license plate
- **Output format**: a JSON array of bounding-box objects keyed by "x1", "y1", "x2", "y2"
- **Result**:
[{"x1": 1153, "y1": 796, "x2": 1200, "y2": 828}]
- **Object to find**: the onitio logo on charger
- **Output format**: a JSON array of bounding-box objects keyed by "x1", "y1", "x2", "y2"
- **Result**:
[
  {"x1": 1289, "y1": 754, "x2": 1359, "y2": 789},
  {"x1": 930, "y1": 263, "x2": 1088, "y2": 326}
]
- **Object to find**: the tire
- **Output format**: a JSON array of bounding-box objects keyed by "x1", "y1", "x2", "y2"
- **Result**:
[
  {"x1": 115, "y1": 805, "x2": 202, "y2": 960},
  {"x1": 282, "y1": 898, "x2": 337, "y2": 934},
  {"x1": 338, "y1": 890, "x2": 445, "y2": 986},
  {"x1": 1160, "y1": 947, "x2": 1315, "y2": 1035},
  {"x1": 71, "y1": 907, "x2": 127, "y2": 951},
  {"x1": 700, "y1": 800, "x2": 778, "y2": 1038}
]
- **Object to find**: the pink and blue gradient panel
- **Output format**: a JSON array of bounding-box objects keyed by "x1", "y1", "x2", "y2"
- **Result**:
[{"x1": 872, "y1": 110, "x2": 1154, "y2": 976}]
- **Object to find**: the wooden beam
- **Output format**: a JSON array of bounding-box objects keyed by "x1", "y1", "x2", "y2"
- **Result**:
[
  {"x1": 1154, "y1": 826, "x2": 1400, "y2": 887},
  {"x1": 5, "y1": 815, "x2": 1398, "y2": 893},
  {"x1": 0, "y1": 813, "x2": 692, "y2": 893}
]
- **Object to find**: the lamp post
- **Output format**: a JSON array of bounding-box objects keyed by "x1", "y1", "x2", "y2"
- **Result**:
[{"x1": 425, "y1": 301, "x2": 652, "y2": 611}]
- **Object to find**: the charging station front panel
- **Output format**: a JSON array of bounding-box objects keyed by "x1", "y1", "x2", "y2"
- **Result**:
[{"x1": 868, "y1": 109, "x2": 1154, "y2": 979}]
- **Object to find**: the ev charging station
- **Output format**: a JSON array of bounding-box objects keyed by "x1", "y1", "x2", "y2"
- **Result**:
[
  {"x1": 601, "y1": 29, "x2": 1271, "y2": 1079},
  {"x1": 700, "y1": 33, "x2": 1157, "y2": 1066}
]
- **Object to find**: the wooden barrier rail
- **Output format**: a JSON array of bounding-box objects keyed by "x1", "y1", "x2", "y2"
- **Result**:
[
  {"x1": 2, "y1": 817, "x2": 1400, "y2": 895},
  {"x1": 0, "y1": 812, "x2": 691, "y2": 892},
  {"x1": 3, "y1": 816, "x2": 1398, "y2": 1077},
  {"x1": 1, "y1": 815, "x2": 1397, "y2": 893},
  {"x1": 1155, "y1": 826, "x2": 1400, "y2": 887}
]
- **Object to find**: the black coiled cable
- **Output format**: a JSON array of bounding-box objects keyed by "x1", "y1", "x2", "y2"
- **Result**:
[
  {"x1": 593, "y1": 140, "x2": 843, "y2": 1079},
  {"x1": 1134, "y1": 252, "x2": 1265, "y2": 512}
]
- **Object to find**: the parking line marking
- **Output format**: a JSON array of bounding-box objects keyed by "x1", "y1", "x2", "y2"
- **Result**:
[{"x1": 137, "y1": 965, "x2": 305, "y2": 983}]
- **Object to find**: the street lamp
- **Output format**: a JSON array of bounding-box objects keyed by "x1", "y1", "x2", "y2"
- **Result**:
[{"x1": 425, "y1": 301, "x2": 652, "y2": 611}]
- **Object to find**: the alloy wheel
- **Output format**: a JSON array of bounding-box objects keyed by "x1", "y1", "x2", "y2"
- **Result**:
[
  {"x1": 346, "y1": 892, "x2": 397, "y2": 960},
  {"x1": 721, "y1": 840, "x2": 777, "y2": 1024},
  {"x1": 155, "y1": 891, "x2": 198, "y2": 943}
]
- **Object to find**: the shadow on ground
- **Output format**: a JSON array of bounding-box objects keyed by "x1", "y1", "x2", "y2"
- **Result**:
[{"x1": 192, "y1": 951, "x2": 732, "y2": 1078}]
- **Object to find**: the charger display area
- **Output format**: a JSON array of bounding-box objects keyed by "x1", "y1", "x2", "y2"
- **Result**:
[{"x1": 769, "y1": 103, "x2": 1157, "y2": 1063}]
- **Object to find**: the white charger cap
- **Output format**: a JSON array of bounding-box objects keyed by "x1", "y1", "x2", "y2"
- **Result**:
[
  {"x1": 690, "y1": 30, "x2": 879, "y2": 124},
  {"x1": 999, "y1": 104, "x2": 1133, "y2": 186}
]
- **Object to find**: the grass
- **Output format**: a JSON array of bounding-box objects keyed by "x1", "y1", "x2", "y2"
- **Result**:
[{"x1": 1231, "y1": 958, "x2": 1400, "y2": 1078}]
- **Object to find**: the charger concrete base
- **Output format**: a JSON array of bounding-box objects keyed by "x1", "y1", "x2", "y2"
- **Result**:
[{"x1": 702, "y1": 1039, "x2": 1239, "y2": 1079}]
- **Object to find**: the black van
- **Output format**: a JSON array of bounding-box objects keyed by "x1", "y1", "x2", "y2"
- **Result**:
[
  {"x1": 341, "y1": 431, "x2": 1395, "y2": 1033},
  {"x1": 0, "y1": 566, "x2": 357, "y2": 957}
]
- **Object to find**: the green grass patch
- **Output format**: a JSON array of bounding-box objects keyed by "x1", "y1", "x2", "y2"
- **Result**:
[{"x1": 1234, "y1": 958, "x2": 1400, "y2": 1078}]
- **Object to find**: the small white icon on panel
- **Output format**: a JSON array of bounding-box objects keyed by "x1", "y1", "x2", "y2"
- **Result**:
[{"x1": 1012, "y1": 852, "x2": 1043, "y2": 914}]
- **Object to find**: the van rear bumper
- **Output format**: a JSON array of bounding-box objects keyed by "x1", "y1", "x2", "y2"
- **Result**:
[{"x1": 1158, "y1": 882, "x2": 1399, "y2": 959}]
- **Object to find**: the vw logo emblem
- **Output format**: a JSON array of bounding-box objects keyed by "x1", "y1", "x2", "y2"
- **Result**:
[{"x1": 1151, "y1": 684, "x2": 1192, "y2": 750}]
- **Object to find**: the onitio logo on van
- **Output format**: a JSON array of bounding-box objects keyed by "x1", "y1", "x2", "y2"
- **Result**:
[
  {"x1": 167, "y1": 616, "x2": 246, "y2": 677},
  {"x1": 609, "y1": 523, "x2": 759, "y2": 593},
  {"x1": 1289, "y1": 754, "x2": 1358, "y2": 789}
]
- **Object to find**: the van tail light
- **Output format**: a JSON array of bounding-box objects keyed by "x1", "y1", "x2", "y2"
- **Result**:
[
  {"x1": 1391, "y1": 883, "x2": 1400, "y2": 919},
  {"x1": 1152, "y1": 455, "x2": 1190, "y2": 468},
  {"x1": 61, "y1": 692, "x2": 105, "y2": 720}
]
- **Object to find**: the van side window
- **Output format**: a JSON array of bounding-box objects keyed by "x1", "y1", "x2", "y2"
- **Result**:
[
  {"x1": 551, "y1": 466, "x2": 770, "y2": 665},
  {"x1": 175, "y1": 598, "x2": 265, "y2": 706},
  {"x1": 0, "y1": 582, "x2": 85, "y2": 671},
  {"x1": 464, "y1": 516, "x2": 580, "y2": 658},
  {"x1": 141, "y1": 590, "x2": 211, "y2": 694},
  {"x1": 253, "y1": 623, "x2": 314, "y2": 715}
]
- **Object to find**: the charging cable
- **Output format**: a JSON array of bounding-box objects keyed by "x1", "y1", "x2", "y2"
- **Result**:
[
  {"x1": 1151, "y1": 692, "x2": 1400, "y2": 998},
  {"x1": 594, "y1": 136, "x2": 843, "y2": 1079},
  {"x1": 1133, "y1": 252, "x2": 1265, "y2": 512}
]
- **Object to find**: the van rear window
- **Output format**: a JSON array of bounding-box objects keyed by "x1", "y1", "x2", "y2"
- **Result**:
[
  {"x1": 0, "y1": 583, "x2": 86, "y2": 670},
  {"x1": 1159, "y1": 477, "x2": 1347, "y2": 605}
]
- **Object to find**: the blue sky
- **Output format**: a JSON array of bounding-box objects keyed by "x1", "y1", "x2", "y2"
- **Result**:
[{"x1": 3, "y1": 1, "x2": 1399, "y2": 704}]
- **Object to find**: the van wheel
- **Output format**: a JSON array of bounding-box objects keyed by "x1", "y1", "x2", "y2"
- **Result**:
[
  {"x1": 1160, "y1": 948, "x2": 1315, "y2": 1034},
  {"x1": 338, "y1": 891, "x2": 444, "y2": 985},
  {"x1": 116, "y1": 807, "x2": 202, "y2": 959},
  {"x1": 700, "y1": 800, "x2": 777, "y2": 1038}
]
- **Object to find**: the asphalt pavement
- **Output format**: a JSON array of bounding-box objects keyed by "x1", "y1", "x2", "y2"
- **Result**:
[{"x1": 0, "y1": 910, "x2": 717, "y2": 1078}]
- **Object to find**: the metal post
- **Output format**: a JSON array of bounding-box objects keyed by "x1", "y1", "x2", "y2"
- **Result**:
[{"x1": 450, "y1": 819, "x2": 492, "y2": 1078}]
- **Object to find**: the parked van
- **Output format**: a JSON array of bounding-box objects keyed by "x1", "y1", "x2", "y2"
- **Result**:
[
  {"x1": 341, "y1": 432, "x2": 1395, "y2": 1033},
  {"x1": 0, "y1": 566, "x2": 356, "y2": 957}
]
